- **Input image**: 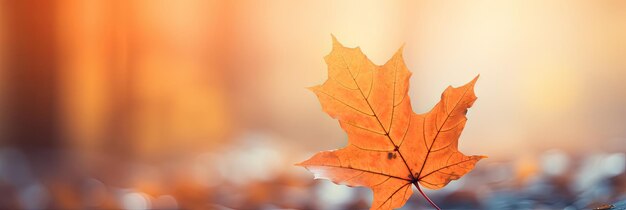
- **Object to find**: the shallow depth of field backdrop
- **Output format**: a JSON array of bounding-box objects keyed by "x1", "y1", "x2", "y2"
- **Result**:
[{"x1": 0, "y1": 0, "x2": 625, "y2": 209}]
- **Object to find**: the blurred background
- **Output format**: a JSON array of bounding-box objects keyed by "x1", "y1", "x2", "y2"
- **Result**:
[{"x1": 0, "y1": 0, "x2": 625, "y2": 209}]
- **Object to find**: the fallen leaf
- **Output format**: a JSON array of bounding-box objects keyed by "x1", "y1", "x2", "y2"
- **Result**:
[
  {"x1": 297, "y1": 36, "x2": 486, "y2": 210},
  {"x1": 594, "y1": 204, "x2": 615, "y2": 210}
]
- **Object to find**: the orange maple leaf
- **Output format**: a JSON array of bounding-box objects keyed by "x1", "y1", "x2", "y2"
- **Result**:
[{"x1": 297, "y1": 36, "x2": 486, "y2": 210}]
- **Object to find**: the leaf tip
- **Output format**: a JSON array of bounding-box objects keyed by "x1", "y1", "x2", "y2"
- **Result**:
[
  {"x1": 295, "y1": 160, "x2": 311, "y2": 168},
  {"x1": 460, "y1": 74, "x2": 480, "y2": 90},
  {"x1": 469, "y1": 74, "x2": 479, "y2": 85},
  {"x1": 330, "y1": 34, "x2": 343, "y2": 48},
  {"x1": 391, "y1": 43, "x2": 405, "y2": 56},
  {"x1": 307, "y1": 85, "x2": 320, "y2": 93}
]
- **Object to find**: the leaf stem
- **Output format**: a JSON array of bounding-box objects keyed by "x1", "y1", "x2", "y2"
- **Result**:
[{"x1": 414, "y1": 183, "x2": 441, "y2": 210}]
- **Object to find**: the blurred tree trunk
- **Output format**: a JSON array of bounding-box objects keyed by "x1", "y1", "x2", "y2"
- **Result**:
[{"x1": 2, "y1": 0, "x2": 61, "y2": 152}]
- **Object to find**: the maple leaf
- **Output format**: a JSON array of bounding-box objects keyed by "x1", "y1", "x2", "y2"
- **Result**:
[{"x1": 296, "y1": 36, "x2": 486, "y2": 210}]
